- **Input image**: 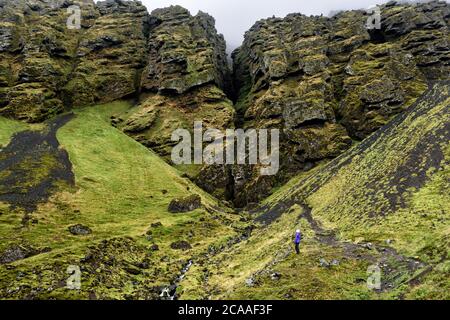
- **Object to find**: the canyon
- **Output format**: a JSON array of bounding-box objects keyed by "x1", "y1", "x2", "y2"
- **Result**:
[{"x1": 0, "y1": 0, "x2": 449, "y2": 300}]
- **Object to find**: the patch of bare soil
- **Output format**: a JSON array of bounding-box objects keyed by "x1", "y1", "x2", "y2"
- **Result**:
[{"x1": 0, "y1": 113, "x2": 75, "y2": 213}]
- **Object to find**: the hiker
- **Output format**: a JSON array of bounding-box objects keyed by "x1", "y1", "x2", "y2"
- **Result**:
[{"x1": 294, "y1": 229, "x2": 302, "y2": 254}]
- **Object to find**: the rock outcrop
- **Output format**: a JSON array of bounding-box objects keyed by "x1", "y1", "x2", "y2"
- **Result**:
[
  {"x1": 0, "y1": 0, "x2": 448, "y2": 207},
  {"x1": 168, "y1": 194, "x2": 202, "y2": 213},
  {"x1": 141, "y1": 6, "x2": 231, "y2": 95},
  {"x1": 63, "y1": 0, "x2": 149, "y2": 107},
  {"x1": 231, "y1": 0, "x2": 449, "y2": 206},
  {"x1": 0, "y1": 0, "x2": 96, "y2": 122},
  {"x1": 115, "y1": 6, "x2": 235, "y2": 199},
  {"x1": 0, "y1": 0, "x2": 148, "y2": 121}
]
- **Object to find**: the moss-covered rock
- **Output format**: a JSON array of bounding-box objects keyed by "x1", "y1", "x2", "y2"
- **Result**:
[
  {"x1": 68, "y1": 224, "x2": 92, "y2": 236},
  {"x1": 64, "y1": 0, "x2": 149, "y2": 107},
  {"x1": 115, "y1": 6, "x2": 235, "y2": 199},
  {"x1": 2, "y1": 0, "x2": 447, "y2": 208},
  {"x1": 0, "y1": 0, "x2": 96, "y2": 122},
  {"x1": 0, "y1": 0, "x2": 147, "y2": 118},
  {"x1": 230, "y1": 0, "x2": 449, "y2": 206},
  {"x1": 168, "y1": 195, "x2": 202, "y2": 213},
  {"x1": 141, "y1": 6, "x2": 231, "y2": 96}
]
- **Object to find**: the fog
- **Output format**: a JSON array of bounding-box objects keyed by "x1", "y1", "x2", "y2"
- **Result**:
[{"x1": 102, "y1": 1, "x2": 449, "y2": 52}]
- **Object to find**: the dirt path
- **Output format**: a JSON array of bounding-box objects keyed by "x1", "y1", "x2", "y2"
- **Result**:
[
  {"x1": 0, "y1": 113, "x2": 75, "y2": 216},
  {"x1": 298, "y1": 203, "x2": 428, "y2": 292},
  {"x1": 174, "y1": 200, "x2": 430, "y2": 298}
]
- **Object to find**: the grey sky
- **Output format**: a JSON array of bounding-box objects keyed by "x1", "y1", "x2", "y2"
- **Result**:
[
  {"x1": 141, "y1": 0, "x2": 392, "y2": 51},
  {"x1": 128, "y1": 1, "x2": 448, "y2": 52}
]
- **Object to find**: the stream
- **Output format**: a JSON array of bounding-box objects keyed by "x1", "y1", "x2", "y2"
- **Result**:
[{"x1": 160, "y1": 260, "x2": 193, "y2": 300}]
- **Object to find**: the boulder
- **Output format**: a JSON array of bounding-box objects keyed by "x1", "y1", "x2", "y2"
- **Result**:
[
  {"x1": 141, "y1": 6, "x2": 231, "y2": 95},
  {"x1": 150, "y1": 244, "x2": 160, "y2": 251},
  {"x1": 151, "y1": 222, "x2": 163, "y2": 228},
  {"x1": 168, "y1": 195, "x2": 202, "y2": 213},
  {"x1": 170, "y1": 241, "x2": 192, "y2": 251},
  {"x1": 0, "y1": 244, "x2": 50, "y2": 264}
]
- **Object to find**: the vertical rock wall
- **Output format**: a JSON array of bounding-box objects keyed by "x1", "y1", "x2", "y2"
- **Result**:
[{"x1": 231, "y1": 0, "x2": 449, "y2": 206}]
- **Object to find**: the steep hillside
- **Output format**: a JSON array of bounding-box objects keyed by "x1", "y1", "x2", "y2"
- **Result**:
[
  {"x1": 1, "y1": 0, "x2": 448, "y2": 207},
  {"x1": 0, "y1": 0, "x2": 448, "y2": 301},
  {"x1": 0, "y1": 102, "x2": 247, "y2": 299},
  {"x1": 181, "y1": 81, "x2": 449, "y2": 300},
  {"x1": 115, "y1": 5, "x2": 235, "y2": 200},
  {"x1": 231, "y1": 0, "x2": 449, "y2": 206}
]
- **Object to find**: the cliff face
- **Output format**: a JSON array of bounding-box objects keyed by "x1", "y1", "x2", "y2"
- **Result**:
[
  {"x1": 0, "y1": 0, "x2": 235, "y2": 199},
  {"x1": 0, "y1": 0, "x2": 94, "y2": 122},
  {"x1": 0, "y1": 0, "x2": 449, "y2": 206},
  {"x1": 63, "y1": 0, "x2": 149, "y2": 107},
  {"x1": 0, "y1": 0, "x2": 148, "y2": 121},
  {"x1": 141, "y1": 6, "x2": 231, "y2": 95},
  {"x1": 231, "y1": 0, "x2": 450, "y2": 206},
  {"x1": 115, "y1": 6, "x2": 235, "y2": 200},
  {"x1": 0, "y1": 0, "x2": 449, "y2": 301}
]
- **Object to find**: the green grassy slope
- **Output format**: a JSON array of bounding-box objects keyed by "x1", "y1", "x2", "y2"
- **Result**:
[
  {"x1": 0, "y1": 81, "x2": 448, "y2": 300},
  {"x1": 0, "y1": 101, "x2": 246, "y2": 299},
  {"x1": 196, "y1": 82, "x2": 450, "y2": 300},
  {"x1": 0, "y1": 117, "x2": 38, "y2": 147}
]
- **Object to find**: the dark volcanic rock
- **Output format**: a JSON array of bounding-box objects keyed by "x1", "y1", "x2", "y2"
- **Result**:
[
  {"x1": 0, "y1": 0, "x2": 97, "y2": 122},
  {"x1": 0, "y1": 245, "x2": 30, "y2": 264},
  {"x1": 151, "y1": 222, "x2": 163, "y2": 228},
  {"x1": 168, "y1": 195, "x2": 202, "y2": 213},
  {"x1": 0, "y1": 244, "x2": 51, "y2": 264},
  {"x1": 116, "y1": 5, "x2": 235, "y2": 200},
  {"x1": 170, "y1": 240, "x2": 192, "y2": 251},
  {"x1": 230, "y1": 0, "x2": 449, "y2": 206},
  {"x1": 0, "y1": 114, "x2": 75, "y2": 213},
  {"x1": 68, "y1": 224, "x2": 92, "y2": 236},
  {"x1": 0, "y1": 0, "x2": 148, "y2": 118},
  {"x1": 150, "y1": 244, "x2": 159, "y2": 251},
  {"x1": 141, "y1": 6, "x2": 231, "y2": 95},
  {"x1": 64, "y1": 0, "x2": 149, "y2": 107},
  {"x1": 0, "y1": 1, "x2": 448, "y2": 207}
]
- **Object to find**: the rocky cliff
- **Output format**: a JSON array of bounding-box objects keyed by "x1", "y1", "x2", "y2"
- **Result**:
[
  {"x1": 231, "y1": 0, "x2": 449, "y2": 206},
  {"x1": 0, "y1": 0, "x2": 449, "y2": 301},
  {"x1": 64, "y1": 0, "x2": 149, "y2": 107},
  {"x1": 115, "y1": 5, "x2": 235, "y2": 200},
  {"x1": 0, "y1": 0, "x2": 449, "y2": 206},
  {"x1": 0, "y1": 0, "x2": 149, "y2": 121},
  {"x1": 0, "y1": 0, "x2": 235, "y2": 199},
  {"x1": 0, "y1": 0, "x2": 93, "y2": 122}
]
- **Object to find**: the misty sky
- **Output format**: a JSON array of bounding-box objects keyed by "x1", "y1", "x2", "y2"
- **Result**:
[
  {"x1": 109, "y1": 1, "x2": 448, "y2": 52},
  {"x1": 141, "y1": 0, "x2": 395, "y2": 51}
]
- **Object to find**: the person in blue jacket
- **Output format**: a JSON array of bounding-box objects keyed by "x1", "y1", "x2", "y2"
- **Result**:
[{"x1": 294, "y1": 229, "x2": 302, "y2": 254}]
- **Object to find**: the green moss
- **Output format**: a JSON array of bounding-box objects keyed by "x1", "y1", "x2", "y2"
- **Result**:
[
  {"x1": 0, "y1": 117, "x2": 29, "y2": 146},
  {"x1": 201, "y1": 83, "x2": 450, "y2": 300},
  {"x1": 185, "y1": 204, "x2": 379, "y2": 300},
  {"x1": 0, "y1": 100, "x2": 244, "y2": 299}
]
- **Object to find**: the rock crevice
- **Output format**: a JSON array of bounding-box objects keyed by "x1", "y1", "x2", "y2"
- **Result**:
[
  {"x1": 228, "y1": 0, "x2": 449, "y2": 206},
  {"x1": 1, "y1": 0, "x2": 449, "y2": 207}
]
